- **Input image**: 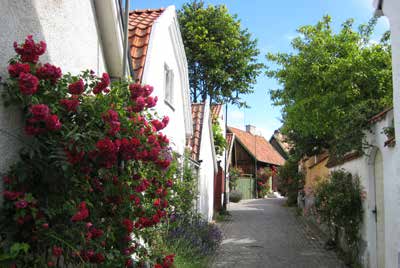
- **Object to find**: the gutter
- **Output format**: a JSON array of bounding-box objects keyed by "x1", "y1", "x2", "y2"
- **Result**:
[{"x1": 374, "y1": 0, "x2": 384, "y2": 17}]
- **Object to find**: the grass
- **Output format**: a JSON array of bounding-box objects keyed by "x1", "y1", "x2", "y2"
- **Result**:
[
  {"x1": 215, "y1": 210, "x2": 231, "y2": 222},
  {"x1": 173, "y1": 254, "x2": 210, "y2": 268}
]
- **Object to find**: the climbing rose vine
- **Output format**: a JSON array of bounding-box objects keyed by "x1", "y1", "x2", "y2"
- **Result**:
[{"x1": 0, "y1": 35, "x2": 175, "y2": 267}]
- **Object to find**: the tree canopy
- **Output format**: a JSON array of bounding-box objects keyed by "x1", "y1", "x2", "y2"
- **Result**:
[
  {"x1": 178, "y1": 1, "x2": 264, "y2": 107},
  {"x1": 267, "y1": 16, "x2": 392, "y2": 157}
]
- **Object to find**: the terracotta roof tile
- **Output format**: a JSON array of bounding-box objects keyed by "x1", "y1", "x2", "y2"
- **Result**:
[
  {"x1": 228, "y1": 126, "x2": 285, "y2": 166},
  {"x1": 128, "y1": 8, "x2": 165, "y2": 82},
  {"x1": 368, "y1": 107, "x2": 393, "y2": 124},
  {"x1": 325, "y1": 151, "x2": 361, "y2": 168},
  {"x1": 210, "y1": 104, "x2": 222, "y2": 122},
  {"x1": 187, "y1": 103, "x2": 206, "y2": 161}
]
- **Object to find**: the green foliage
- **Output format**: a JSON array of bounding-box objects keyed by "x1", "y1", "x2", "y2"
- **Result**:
[
  {"x1": 228, "y1": 167, "x2": 241, "y2": 190},
  {"x1": 229, "y1": 190, "x2": 242, "y2": 203},
  {"x1": 212, "y1": 121, "x2": 227, "y2": 156},
  {"x1": 169, "y1": 150, "x2": 199, "y2": 219},
  {"x1": 278, "y1": 156, "x2": 304, "y2": 206},
  {"x1": 267, "y1": 15, "x2": 392, "y2": 157},
  {"x1": 314, "y1": 170, "x2": 364, "y2": 264},
  {"x1": 178, "y1": 1, "x2": 264, "y2": 107},
  {"x1": 164, "y1": 154, "x2": 222, "y2": 268}
]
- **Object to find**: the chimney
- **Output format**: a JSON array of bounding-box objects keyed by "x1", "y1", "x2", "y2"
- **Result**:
[{"x1": 246, "y1": 125, "x2": 256, "y2": 135}]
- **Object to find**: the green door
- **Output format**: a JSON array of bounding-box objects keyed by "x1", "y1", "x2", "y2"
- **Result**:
[{"x1": 236, "y1": 177, "x2": 256, "y2": 199}]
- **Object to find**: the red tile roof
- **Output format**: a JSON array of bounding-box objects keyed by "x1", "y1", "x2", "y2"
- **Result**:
[
  {"x1": 368, "y1": 107, "x2": 393, "y2": 124},
  {"x1": 228, "y1": 127, "x2": 285, "y2": 166},
  {"x1": 187, "y1": 103, "x2": 206, "y2": 161},
  {"x1": 210, "y1": 104, "x2": 222, "y2": 122},
  {"x1": 128, "y1": 8, "x2": 165, "y2": 82}
]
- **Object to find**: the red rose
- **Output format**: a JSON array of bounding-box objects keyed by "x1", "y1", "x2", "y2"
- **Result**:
[
  {"x1": 143, "y1": 85, "x2": 154, "y2": 97},
  {"x1": 15, "y1": 200, "x2": 28, "y2": 209},
  {"x1": 146, "y1": 96, "x2": 158, "y2": 108},
  {"x1": 8, "y1": 62, "x2": 30, "y2": 77},
  {"x1": 129, "y1": 83, "x2": 144, "y2": 99},
  {"x1": 122, "y1": 218, "x2": 134, "y2": 233},
  {"x1": 153, "y1": 198, "x2": 161, "y2": 207},
  {"x1": 30, "y1": 104, "x2": 50, "y2": 120},
  {"x1": 163, "y1": 254, "x2": 175, "y2": 268},
  {"x1": 68, "y1": 79, "x2": 85, "y2": 94},
  {"x1": 71, "y1": 201, "x2": 89, "y2": 222},
  {"x1": 93, "y1": 73, "x2": 110, "y2": 94},
  {"x1": 94, "y1": 253, "x2": 105, "y2": 263},
  {"x1": 13, "y1": 35, "x2": 46, "y2": 63},
  {"x1": 60, "y1": 98, "x2": 79, "y2": 112},
  {"x1": 3, "y1": 191, "x2": 22, "y2": 200},
  {"x1": 36, "y1": 63, "x2": 62, "y2": 84},
  {"x1": 90, "y1": 227, "x2": 104, "y2": 239},
  {"x1": 162, "y1": 116, "x2": 169, "y2": 127},
  {"x1": 19, "y1": 72, "x2": 39, "y2": 95},
  {"x1": 45, "y1": 114, "x2": 62, "y2": 131},
  {"x1": 151, "y1": 119, "x2": 165, "y2": 131},
  {"x1": 52, "y1": 246, "x2": 63, "y2": 257},
  {"x1": 132, "y1": 96, "x2": 145, "y2": 112},
  {"x1": 166, "y1": 179, "x2": 173, "y2": 187}
]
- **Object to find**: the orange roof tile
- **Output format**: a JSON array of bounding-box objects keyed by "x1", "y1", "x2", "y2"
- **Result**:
[
  {"x1": 128, "y1": 8, "x2": 165, "y2": 82},
  {"x1": 210, "y1": 104, "x2": 222, "y2": 122},
  {"x1": 187, "y1": 103, "x2": 206, "y2": 161},
  {"x1": 228, "y1": 126, "x2": 285, "y2": 166},
  {"x1": 368, "y1": 107, "x2": 393, "y2": 124}
]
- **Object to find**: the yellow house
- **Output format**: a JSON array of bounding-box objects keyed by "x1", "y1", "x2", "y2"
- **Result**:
[{"x1": 299, "y1": 151, "x2": 330, "y2": 197}]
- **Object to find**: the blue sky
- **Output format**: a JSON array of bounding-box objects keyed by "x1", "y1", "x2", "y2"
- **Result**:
[{"x1": 130, "y1": 0, "x2": 389, "y2": 139}]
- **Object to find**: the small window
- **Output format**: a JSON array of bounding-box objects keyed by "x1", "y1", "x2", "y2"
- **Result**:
[{"x1": 164, "y1": 64, "x2": 174, "y2": 107}]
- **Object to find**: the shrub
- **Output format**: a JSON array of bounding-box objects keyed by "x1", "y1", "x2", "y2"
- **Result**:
[
  {"x1": 278, "y1": 156, "x2": 304, "y2": 206},
  {"x1": 229, "y1": 190, "x2": 242, "y2": 203},
  {"x1": 256, "y1": 167, "x2": 276, "y2": 198},
  {"x1": 314, "y1": 170, "x2": 364, "y2": 265},
  {"x1": 228, "y1": 167, "x2": 241, "y2": 190},
  {"x1": 0, "y1": 35, "x2": 175, "y2": 267}
]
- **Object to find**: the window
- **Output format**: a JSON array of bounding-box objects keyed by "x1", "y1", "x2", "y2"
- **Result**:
[{"x1": 164, "y1": 64, "x2": 174, "y2": 107}]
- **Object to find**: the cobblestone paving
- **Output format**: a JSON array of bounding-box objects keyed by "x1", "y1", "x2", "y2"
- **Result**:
[{"x1": 211, "y1": 198, "x2": 346, "y2": 268}]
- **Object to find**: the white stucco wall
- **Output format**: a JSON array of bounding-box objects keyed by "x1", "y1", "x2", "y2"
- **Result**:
[
  {"x1": 141, "y1": 6, "x2": 192, "y2": 157},
  {"x1": 374, "y1": 1, "x2": 400, "y2": 267},
  {"x1": 330, "y1": 110, "x2": 396, "y2": 268},
  {"x1": 197, "y1": 103, "x2": 216, "y2": 222},
  {"x1": 0, "y1": 0, "x2": 109, "y2": 203}
]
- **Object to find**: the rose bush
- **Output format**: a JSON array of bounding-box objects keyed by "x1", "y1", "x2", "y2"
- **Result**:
[
  {"x1": 256, "y1": 167, "x2": 275, "y2": 198},
  {"x1": 0, "y1": 35, "x2": 175, "y2": 267}
]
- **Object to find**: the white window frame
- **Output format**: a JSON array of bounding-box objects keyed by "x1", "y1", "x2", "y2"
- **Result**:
[{"x1": 164, "y1": 63, "x2": 174, "y2": 110}]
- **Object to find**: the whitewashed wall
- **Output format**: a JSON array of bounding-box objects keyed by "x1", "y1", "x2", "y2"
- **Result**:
[
  {"x1": 197, "y1": 103, "x2": 217, "y2": 222},
  {"x1": 373, "y1": 1, "x2": 400, "y2": 267},
  {"x1": 0, "y1": 0, "x2": 109, "y2": 204},
  {"x1": 141, "y1": 6, "x2": 192, "y2": 157},
  {"x1": 330, "y1": 110, "x2": 396, "y2": 268}
]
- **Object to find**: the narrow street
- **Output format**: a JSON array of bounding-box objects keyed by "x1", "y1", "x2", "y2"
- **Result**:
[{"x1": 211, "y1": 198, "x2": 346, "y2": 268}]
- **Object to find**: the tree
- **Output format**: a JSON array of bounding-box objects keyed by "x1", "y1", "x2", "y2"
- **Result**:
[
  {"x1": 267, "y1": 16, "x2": 392, "y2": 157},
  {"x1": 178, "y1": 1, "x2": 264, "y2": 107}
]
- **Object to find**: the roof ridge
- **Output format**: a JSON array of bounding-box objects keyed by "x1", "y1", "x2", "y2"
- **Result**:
[{"x1": 130, "y1": 8, "x2": 165, "y2": 14}]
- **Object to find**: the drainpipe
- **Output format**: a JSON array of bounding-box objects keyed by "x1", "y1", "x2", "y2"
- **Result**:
[
  {"x1": 121, "y1": 0, "x2": 134, "y2": 78},
  {"x1": 222, "y1": 103, "x2": 228, "y2": 211}
]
